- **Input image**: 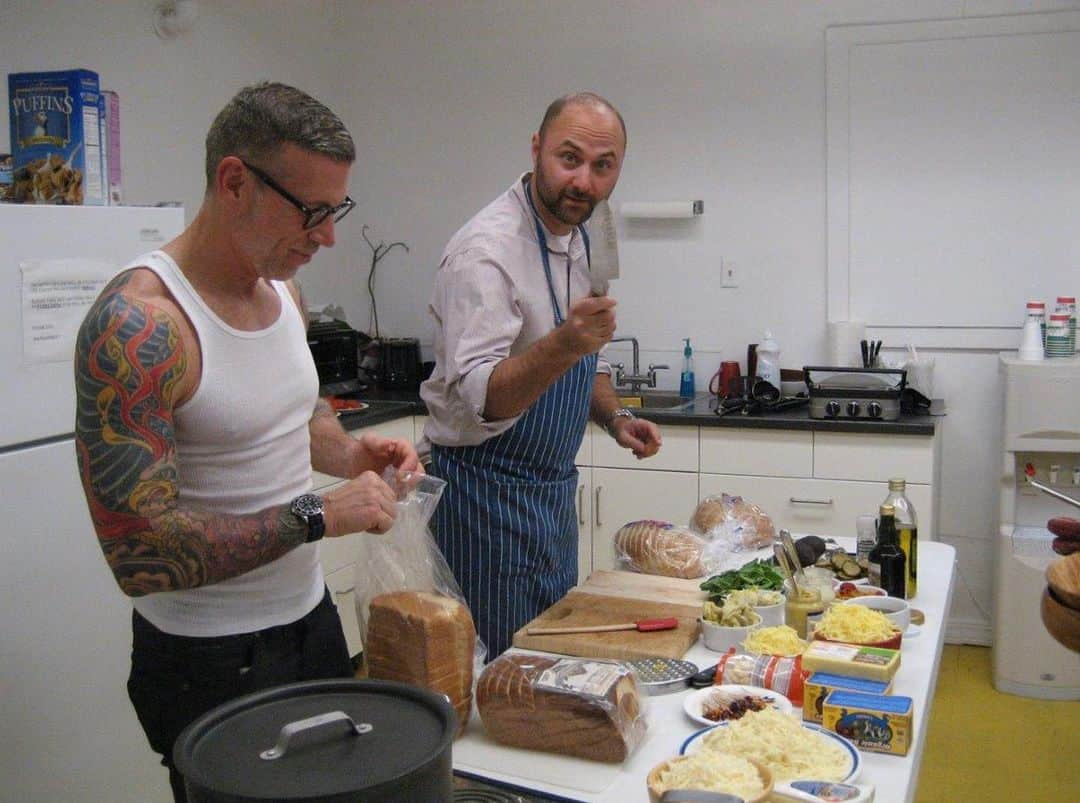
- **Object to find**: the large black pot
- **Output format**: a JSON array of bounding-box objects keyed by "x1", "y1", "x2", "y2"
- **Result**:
[{"x1": 173, "y1": 679, "x2": 456, "y2": 802}]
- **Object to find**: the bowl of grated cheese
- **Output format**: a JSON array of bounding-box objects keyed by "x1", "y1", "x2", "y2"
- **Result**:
[{"x1": 647, "y1": 752, "x2": 773, "y2": 803}]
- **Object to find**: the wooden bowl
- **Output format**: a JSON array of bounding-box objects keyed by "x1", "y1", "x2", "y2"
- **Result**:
[
  {"x1": 1041, "y1": 586, "x2": 1080, "y2": 653},
  {"x1": 647, "y1": 754, "x2": 773, "y2": 803},
  {"x1": 1046, "y1": 552, "x2": 1080, "y2": 611}
]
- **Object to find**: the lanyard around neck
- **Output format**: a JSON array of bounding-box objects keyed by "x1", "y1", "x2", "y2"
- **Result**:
[{"x1": 523, "y1": 178, "x2": 590, "y2": 326}]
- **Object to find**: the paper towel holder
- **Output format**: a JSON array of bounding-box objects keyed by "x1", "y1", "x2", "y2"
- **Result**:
[{"x1": 620, "y1": 200, "x2": 704, "y2": 218}]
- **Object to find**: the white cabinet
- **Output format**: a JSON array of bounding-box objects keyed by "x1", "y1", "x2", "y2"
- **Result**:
[
  {"x1": 577, "y1": 424, "x2": 701, "y2": 577},
  {"x1": 585, "y1": 466, "x2": 700, "y2": 572},
  {"x1": 699, "y1": 427, "x2": 940, "y2": 541}
]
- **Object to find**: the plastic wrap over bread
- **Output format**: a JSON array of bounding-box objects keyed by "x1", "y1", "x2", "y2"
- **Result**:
[
  {"x1": 689, "y1": 493, "x2": 776, "y2": 551},
  {"x1": 476, "y1": 654, "x2": 648, "y2": 762},
  {"x1": 613, "y1": 520, "x2": 707, "y2": 578}
]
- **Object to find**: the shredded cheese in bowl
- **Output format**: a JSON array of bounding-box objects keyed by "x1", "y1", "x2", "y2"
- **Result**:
[
  {"x1": 699, "y1": 708, "x2": 851, "y2": 782},
  {"x1": 743, "y1": 625, "x2": 807, "y2": 657},
  {"x1": 814, "y1": 602, "x2": 899, "y2": 643},
  {"x1": 652, "y1": 751, "x2": 768, "y2": 801}
]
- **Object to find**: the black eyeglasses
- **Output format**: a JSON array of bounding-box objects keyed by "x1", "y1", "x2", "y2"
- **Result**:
[{"x1": 240, "y1": 160, "x2": 355, "y2": 230}]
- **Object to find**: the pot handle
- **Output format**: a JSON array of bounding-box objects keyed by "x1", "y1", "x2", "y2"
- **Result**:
[{"x1": 260, "y1": 710, "x2": 373, "y2": 760}]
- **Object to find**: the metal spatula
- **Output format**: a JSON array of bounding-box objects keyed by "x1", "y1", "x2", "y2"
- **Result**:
[{"x1": 586, "y1": 199, "x2": 620, "y2": 296}]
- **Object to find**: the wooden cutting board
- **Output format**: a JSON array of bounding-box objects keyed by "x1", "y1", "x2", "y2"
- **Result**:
[
  {"x1": 511, "y1": 590, "x2": 701, "y2": 660},
  {"x1": 577, "y1": 570, "x2": 709, "y2": 608}
]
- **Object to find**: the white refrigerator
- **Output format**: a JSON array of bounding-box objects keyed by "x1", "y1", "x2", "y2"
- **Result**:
[{"x1": 0, "y1": 205, "x2": 183, "y2": 803}]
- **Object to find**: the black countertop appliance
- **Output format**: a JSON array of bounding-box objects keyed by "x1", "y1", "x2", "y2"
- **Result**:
[
  {"x1": 380, "y1": 337, "x2": 423, "y2": 391},
  {"x1": 307, "y1": 320, "x2": 361, "y2": 391}
]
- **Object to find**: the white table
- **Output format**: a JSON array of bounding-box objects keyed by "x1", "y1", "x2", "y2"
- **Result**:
[{"x1": 454, "y1": 540, "x2": 957, "y2": 803}]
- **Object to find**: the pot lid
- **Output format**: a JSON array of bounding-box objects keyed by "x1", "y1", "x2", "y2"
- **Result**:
[{"x1": 173, "y1": 679, "x2": 456, "y2": 800}]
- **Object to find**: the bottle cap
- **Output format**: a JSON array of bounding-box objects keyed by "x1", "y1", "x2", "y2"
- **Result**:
[
  {"x1": 1049, "y1": 314, "x2": 1070, "y2": 322},
  {"x1": 1056, "y1": 296, "x2": 1075, "y2": 304},
  {"x1": 1026, "y1": 301, "x2": 1045, "y2": 310},
  {"x1": 888, "y1": 478, "x2": 906, "y2": 491},
  {"x1": 879, "y1": 503, "x2": 895, "y2": 516}
]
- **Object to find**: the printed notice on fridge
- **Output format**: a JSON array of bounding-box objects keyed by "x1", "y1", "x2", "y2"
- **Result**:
[{"x1": 21, "y1": 259, "x2": 119, "y2": 364}]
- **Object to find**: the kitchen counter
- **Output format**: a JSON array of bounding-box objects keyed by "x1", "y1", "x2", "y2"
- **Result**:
[
  {"x1": 335, "y1": 389, "x2": 940, "y2": 436},
  {"x1": 453, "y1": 539, "x2": 958, "y2": 803}
]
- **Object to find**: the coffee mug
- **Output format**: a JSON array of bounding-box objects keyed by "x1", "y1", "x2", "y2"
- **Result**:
[{"x1": 718, "y1": 361, "x2": 741, "y2": 397}]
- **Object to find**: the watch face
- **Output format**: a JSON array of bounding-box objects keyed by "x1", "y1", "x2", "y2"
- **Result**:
[{"x1": 293, "y1": 494, "x2": 323, "y2": 518}]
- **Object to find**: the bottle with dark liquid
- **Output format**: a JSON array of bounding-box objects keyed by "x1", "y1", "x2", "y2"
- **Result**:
[
  {"x1": 873, "y1": 504, "x2": 907, "y2": 598},
  {"x1": 882, "y1": 478, "x2": 918, "y2": 598}
]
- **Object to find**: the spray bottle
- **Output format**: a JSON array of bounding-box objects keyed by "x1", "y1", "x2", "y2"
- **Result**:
[
  {"x1": 680, "y1": 338, "x2": 696, "y2": 397},
  {"x1": 756, "y1": 331, "x2": 781, "y2": 390}
]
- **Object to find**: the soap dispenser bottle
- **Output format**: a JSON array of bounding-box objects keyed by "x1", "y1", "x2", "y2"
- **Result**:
[{"x1": 680, "y1": 338, "x2": 696, "y2": 397}]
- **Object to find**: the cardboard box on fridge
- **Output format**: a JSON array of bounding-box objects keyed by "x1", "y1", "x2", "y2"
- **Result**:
[
  {"x1": 7, "y1": 69, "x2": 105, "y2": 205},
  {"x1": 101, "y1": 89, "x2": 122, "y2": 205}
]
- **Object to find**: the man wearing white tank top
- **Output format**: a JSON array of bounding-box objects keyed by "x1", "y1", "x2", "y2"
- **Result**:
[{"x1": 73, "y1": 83, "x2": 421, "y2": 802}]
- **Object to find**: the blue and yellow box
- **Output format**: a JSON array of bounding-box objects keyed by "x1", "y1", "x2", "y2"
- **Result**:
[
  {"x1": 803, "y1": 671, "x2": 892, "y2": 724},
  {"x1": 822, "y1": 689, "x2": 913, "y2": 756},
  {"x1": 7, "y1": 69, "x2": 104, "y2": 205}
]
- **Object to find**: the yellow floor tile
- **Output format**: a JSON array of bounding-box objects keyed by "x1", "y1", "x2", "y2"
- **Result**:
[{"x1": 915, "y1": 645, "x2": 1080, "y2": 803}]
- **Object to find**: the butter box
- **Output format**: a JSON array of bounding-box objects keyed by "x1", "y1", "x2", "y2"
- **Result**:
[
  {"x1": 7, "y1": 69, "x2": 105, "y2": 205},
  {"x1": 801, "y1": 641, "x2": 901, "y2": 683},
  {"x1": 823, "y1": 689, "x2": 913, "y2": 756},
  {"x1": 803, "y1": 671, "x2": 892, "y2": 724}
]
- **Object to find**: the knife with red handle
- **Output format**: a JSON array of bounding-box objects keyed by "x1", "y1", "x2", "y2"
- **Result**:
[{"x1": 526, "y1": 617, "x2": 679, "y2": 636}]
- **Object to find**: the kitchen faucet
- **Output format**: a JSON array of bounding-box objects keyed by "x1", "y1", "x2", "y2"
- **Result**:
[{"x1": 609, "y1": 336, "x2": 669, "y2": 393}]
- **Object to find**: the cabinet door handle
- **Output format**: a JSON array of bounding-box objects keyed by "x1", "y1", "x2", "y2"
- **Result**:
[
  {"x1": 789, "y1": 497, "x2": 834, "y2": 506},
  {"x1": 578, "y1": 484, "x2": 585, "y2": 526},
  {"x1": 594, "y1": 486, "x2": 604, "y2": 528}
]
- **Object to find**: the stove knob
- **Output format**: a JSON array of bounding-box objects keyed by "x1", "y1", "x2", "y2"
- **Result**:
[
  {"x1": 825, "y1": 400, "x2": 841, "y2": 418},
  {"x1": 846, "y1": 400, "x2": 861, "y2": 418},
  {"x1": 868, "y1": 401, "x2": 883, "y2": 419}
]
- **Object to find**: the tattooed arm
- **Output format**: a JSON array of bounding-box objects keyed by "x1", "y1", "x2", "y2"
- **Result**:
[
  {"x1": 74, "y1": 272, "x2": 308, "y2": 597},
  {"x1": 309, "y1": 398, "x2": 423, "y2": 480}
]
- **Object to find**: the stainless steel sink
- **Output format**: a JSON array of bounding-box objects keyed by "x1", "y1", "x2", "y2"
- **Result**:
[{"x1": 619, "y1": 391, "x2": 695, "y2": 410}]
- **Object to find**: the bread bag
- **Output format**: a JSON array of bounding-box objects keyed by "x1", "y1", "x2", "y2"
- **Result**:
[
  {"x1": 613, "y1": 520, "x2": 706, "y2": 578},
  {"x1": 476, "y1": 654, "x2": 647, "y2": 762},
  {"x1": 689, "y1": 494, "x2": 776, "y2": 551}
]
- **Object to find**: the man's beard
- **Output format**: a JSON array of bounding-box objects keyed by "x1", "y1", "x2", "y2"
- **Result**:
[{"x1": 533, "y1": 163, "x2": 596, "y2": 227}]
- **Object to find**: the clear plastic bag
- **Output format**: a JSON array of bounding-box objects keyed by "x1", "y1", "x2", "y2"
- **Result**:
[
  {"x1": 612, "y1": 520, "x2": 707, "y2": 578},
  {"x1": 689, "y1": 493, "x2": 777, "y2": 552},
  {"x1": 352, "y1": 467, "x2": 488, "y2": 670}
]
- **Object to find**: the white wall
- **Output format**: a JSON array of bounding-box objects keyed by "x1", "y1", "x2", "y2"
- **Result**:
[{"x1": 4, "y1": 0, "x2": 1079, "y2": 649}]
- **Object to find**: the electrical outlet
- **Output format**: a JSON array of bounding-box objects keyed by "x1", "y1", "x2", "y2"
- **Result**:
[{"x1": 721, "y1": 260, "x2": 738, "y2": 288}]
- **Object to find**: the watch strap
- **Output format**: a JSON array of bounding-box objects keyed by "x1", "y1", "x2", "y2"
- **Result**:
[{"x1": 604, "y1": 407, "x2": 636, "y2": 436}]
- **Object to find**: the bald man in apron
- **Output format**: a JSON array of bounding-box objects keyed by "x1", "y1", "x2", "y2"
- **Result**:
[{"x1": 420, "y1": 93, "x2": 663, "y2": 657}]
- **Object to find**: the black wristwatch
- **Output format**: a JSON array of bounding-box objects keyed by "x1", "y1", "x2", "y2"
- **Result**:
[{"x1": 290, "y1": 493, "x2": 325, "y2": 543}]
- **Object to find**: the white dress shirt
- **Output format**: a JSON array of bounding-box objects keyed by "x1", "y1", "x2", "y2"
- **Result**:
[{"x1": 420, "y1": 174, "x2": 611, "y2": 450}]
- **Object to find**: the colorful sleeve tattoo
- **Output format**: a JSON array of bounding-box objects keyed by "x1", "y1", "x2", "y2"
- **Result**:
[{"x1": 74, "y1": 273, "x2": 306, "y2": 596}]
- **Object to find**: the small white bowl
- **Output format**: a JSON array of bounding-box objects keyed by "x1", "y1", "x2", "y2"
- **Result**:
[
  {"x1": 753, "y1": 599, "x2": 786, "y2": 627},
  {"x1": 700, "y1": 613, "x2": 762, "y2": 653},
  {"x1": 842, "y1": 594, "x2": 911, "y2": 633}
]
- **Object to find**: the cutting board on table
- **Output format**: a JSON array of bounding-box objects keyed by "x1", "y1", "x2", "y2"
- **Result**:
[
  {"x1": 577, "y1": 570, "x2": 709, "y2": 608},
  {"x1": 511, "y1": 590, "x2": 701, "y2": 660}
]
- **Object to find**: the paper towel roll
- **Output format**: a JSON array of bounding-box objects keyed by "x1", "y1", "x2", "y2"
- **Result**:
[
  {"x1": 620, "y1": 201, "x2": 703, "y2": 218},
  {"x1": 827, "y1": 320, "x2": 866, "y2": 368}
]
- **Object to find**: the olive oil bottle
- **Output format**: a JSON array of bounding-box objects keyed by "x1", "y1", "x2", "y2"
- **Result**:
[{"x1": 881, "y1": 478, "x2": 918, "y2": 599}]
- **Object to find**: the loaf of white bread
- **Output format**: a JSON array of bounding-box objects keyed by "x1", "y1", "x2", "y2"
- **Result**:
[
  {"x1": 689, "y1": 493, "x2": 776, "y2": 550},
  {"x1": 476, "y1": 654, "x2": 647, "y2": 762},
  {"x1": 364, "y1": 590, "x2": 476, "y2": 735},
  {"x1": 613, "y1": 520, "x2": 706, "y2": 578}
]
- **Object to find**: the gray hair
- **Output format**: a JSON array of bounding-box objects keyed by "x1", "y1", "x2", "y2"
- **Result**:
[
  {"x1": 538, "y1": 92, "x2": 627, "y2": 148},
  {"x1": 204, "y1": 82, "x2": 355, "y2": 187}
]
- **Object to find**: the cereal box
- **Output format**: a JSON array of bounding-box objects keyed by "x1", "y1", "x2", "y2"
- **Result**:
[
  {"x1": 101, "y1": 89, "x2": 122, "y2": 205},
  {"x1": 822, "y1": 689, "x2": 913, "y2": 756},
  {"x1": 7, "y1": 69, "x2": 105, "y2": 205}
]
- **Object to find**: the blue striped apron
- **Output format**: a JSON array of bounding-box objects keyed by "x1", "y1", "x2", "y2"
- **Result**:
[{"x1": 430, "y1": 185, "x2": 594, "y2": 657}]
